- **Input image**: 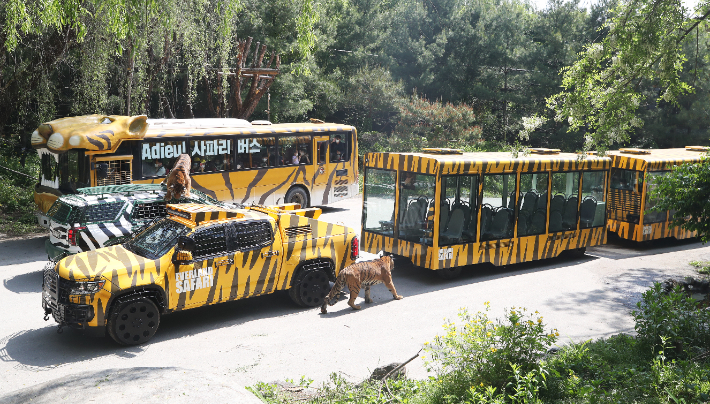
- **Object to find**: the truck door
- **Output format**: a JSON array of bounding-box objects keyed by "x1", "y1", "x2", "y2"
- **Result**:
[
  {"x1": 170, "y1": 223, "x2": 234, "y2": 310},
  {"x1": 227, "y1": 220, "x2": 282, "y2": 298}
]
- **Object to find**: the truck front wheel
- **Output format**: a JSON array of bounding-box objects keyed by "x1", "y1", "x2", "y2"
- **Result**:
[
  {"x1": 107, "y1": 296, "x2": 161, "y2": 345},
  {"x1": 289, "y1": 266, "x2": 330, "y2": 307}
]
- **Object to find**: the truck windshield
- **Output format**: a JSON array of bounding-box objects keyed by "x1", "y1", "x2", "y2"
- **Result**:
[{"x1": 126, "y1": 218, "x2": 190, "y2": 259}]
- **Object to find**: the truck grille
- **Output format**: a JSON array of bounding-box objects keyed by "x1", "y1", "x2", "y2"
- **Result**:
[{"x1": 43, "y1": 263, "x2": 59, "y2": 310}]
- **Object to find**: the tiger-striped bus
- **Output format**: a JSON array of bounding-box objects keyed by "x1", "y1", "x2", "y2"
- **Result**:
[
  {"x1": 360, "y1": 148, "x2": 611, "y2": 278},
  {"x1": 606, "y1": 146, "x2": 708, "y2": 242},
  {"x1": 32, "y1": 115, "x2": 358, "y2": 228}
]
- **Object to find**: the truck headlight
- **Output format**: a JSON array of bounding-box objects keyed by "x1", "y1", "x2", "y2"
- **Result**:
[{"x1": 70, "y1": 280, "x2": 106, "y2": 295}]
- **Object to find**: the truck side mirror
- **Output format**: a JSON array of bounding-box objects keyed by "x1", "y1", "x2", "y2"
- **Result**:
[{"x1": 173, "y1": 235, "x2": 196, "y2": 265}]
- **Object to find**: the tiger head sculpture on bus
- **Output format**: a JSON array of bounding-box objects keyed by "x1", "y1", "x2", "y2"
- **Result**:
[{"x1": 31, "y1": 114, "x2": 148, "y2": 153}]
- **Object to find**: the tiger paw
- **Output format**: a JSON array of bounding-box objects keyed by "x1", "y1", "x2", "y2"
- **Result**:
[
  {"x1": 394, "y1": 295, "x2": 403, "y2": 300},
  {"x1": 350, "y1": 304, "x2": 361, "y2": 310}
]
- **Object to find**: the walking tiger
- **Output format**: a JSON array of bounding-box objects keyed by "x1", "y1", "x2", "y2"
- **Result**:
[{"x1": 321, "y1": 255, "x2": 403, "y2": 314}]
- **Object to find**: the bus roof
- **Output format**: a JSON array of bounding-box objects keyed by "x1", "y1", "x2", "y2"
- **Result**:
[
  {"x1": 607, "y1": 147, "x2": 707, "y2": 171},
  {"x1": 144, "y1": 122, "x2": 356, "y2": 138},
  {"x1": 364, "y1": 150, "x2": 611, "y2": 175}
]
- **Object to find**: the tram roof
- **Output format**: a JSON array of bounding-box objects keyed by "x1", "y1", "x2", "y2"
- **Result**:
[
  {"x1": 143, "y1": 122, "x2": 356, "y2": 138},
  {"x1": 606, "y1": 148, "x2": 709, "y2": 172},
  {"x1": 364, "y1": 151, "x2": 610, "y2": 175}
]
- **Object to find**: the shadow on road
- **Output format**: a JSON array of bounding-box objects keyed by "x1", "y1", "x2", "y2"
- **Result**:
[
  {"x1": 589, "y1": 234, "x2": 704, "y2": 260},
  {"x1": 0, "y1": 236, "x2": 47, "y2": 266},
  {"x1": 3, "y1": 270, "x2": 42, "y2": 294}
]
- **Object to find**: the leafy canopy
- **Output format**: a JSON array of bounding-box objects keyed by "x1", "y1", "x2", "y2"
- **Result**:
[{"x1": 546, "y1": 0, "x2": 710, "y2": 151}]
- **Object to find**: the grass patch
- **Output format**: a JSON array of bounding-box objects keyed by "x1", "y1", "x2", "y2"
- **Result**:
[
  {"x1": 253, "y1": 283, "x2": 710, "y2": 404},
  {"x1": 690, "y1": 261, "x2": 710, "y2": 275}
]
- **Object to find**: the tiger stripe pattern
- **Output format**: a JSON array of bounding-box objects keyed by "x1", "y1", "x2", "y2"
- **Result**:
[
  {"x1": 164, "y1": 154, "x2": 192, "y2": 200},
  {"x1": 320, "y1": 255, "x2": 402, "y2": 313},
  {"x1": 31, "y1": 115, "x2": 148, "y2": 153}
]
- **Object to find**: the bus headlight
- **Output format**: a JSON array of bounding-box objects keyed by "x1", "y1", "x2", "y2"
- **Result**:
[{"x1": 70, "y1": 280, "x2": 106, "y2": 295}]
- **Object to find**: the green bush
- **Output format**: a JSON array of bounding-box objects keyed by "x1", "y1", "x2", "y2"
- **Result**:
[
  {"x1": 422, "y1": 304, "x2": 558, "y2": 402},
  {"x1": 632, "y1": 283, "x2": 710, "y2": 358},
  {"x1": 0, "y1": 153, "x2": 41, "y2": 235}
]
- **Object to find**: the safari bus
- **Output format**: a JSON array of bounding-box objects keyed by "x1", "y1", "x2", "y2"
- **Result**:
[
  {"x1": 360, "y1": 148, "x2": 611, "y2": 278},
  {"x1": 606, "y1": 146, "x2": 708, "y2": 242},
  {"x1": 31, "y1": 115, "x2": 358, "y2": 227}
]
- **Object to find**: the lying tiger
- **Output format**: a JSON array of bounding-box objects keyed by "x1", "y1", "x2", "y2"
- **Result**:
[
  {"x1": 321, "y1": 255, "x2": 403, "y2": 314},
  {"x1": 164, "y1": 154, "x2": 192, "y2": 200}
]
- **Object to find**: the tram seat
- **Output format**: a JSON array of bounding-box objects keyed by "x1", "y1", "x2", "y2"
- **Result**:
[
  {"x1": 580, "y1": 196, "x2": 597, "y2": 228},
  {"x1": 529, "y1": 210, "x2": 547, "y2": 234},
  {"x1": 549, "y1": 210, "x2": 564, "y2": 232},
  {"x1": 439, "y1": 199, "x2": 451, "y2": 231},
  {"x1": 451, "y1": 201, "x2": 471, "y2": 228},
  {"x1": 400, "y1": 197, "x2": 429, "y2": 240},
  {"x1": 562, "y1": 196, "x2": 578, "y2": 230},
  {"x1": 517, "y1": 210, "x2": 532, "y2": 236},
  {"x1": 550, "y1": 194, "x2": 566, "y2": 214},
  {"x1": 479, "y1": 204, "x2": 494, "y2": 238},
  {"x1": 440, "y1": 208, "x2": 465, "y2": 243},
  {"x1": 484, "y1": 207, "x2": 513, "y2": 240},
  {"x1": 521, "y1": 191, "x2": 539, "y2": 214}
]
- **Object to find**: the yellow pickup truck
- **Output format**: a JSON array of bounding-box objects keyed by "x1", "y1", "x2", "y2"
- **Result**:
[{"x1": 42, "y1": 203, "x2": 358, "y2": 344}]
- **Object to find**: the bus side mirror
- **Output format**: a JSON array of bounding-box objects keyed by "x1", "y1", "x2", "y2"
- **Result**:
[{"x1": 96, "y1": 163, "x2": 108, "y2": 179}]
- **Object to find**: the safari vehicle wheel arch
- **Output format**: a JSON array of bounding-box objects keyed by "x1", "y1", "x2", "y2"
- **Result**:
[
  {"x1": 288, "y1": 259, "x2": 334, "y2": 307},
  {"x1": 285, "y1": 186, "x2": 310, "y2": 208},
  {"x1": 106, "y1": 286, "x2": 168, "y2": 318}
]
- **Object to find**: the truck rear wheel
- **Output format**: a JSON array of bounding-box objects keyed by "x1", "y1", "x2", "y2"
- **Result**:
[
  {"x1": 107, "y1": 296, "x2": 160, "y2": 345},
  {"x1": 289, "y1": 266, "x2": 330, "y2": 307}
]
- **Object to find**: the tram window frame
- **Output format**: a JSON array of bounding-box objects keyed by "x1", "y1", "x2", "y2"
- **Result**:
[
  {"x1": 397, "y1": 171, "x2": 437, "y2": 245},
  {"x1": 362, "y1": 168, "x2": 398, "y2": 237},
  {"x1": 643, "y1": 171, "x2": 669, "y2": 224},
  {"x1": 479, "y1": 173, "x2": 517, "y2": 242},
  {"x1": 439, "y1": 174, "x2": 480, "y2": 246},
  {"x1": 329, "y1": 132, "x2": 351, "y2": 163},
  {"x1": 516, "y1": 172, "x2": 549, "y2": 237},
  {"x1": 580, "y1": 170, "x2": 607, "y2": 228}
]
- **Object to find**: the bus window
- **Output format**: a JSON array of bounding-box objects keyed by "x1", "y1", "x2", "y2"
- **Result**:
[
  {"x1": 549, "y1": 172, "x2": 580, "y2": 232},
  {"x1": 279, "y1": 136, "x2": 312, "y2": 165},
  {"x1": 330, "y1": 133, "x2": 350, "y2": 162},
  {"x1": 480, "y1": 174, "x2": 516, "y2": 241},
  {"x1": 190, "y1": 139, "x2": 232, "y2": 173},
  {"x1": 580, "y1": 171, "x2": 607, "y2": 228},
  {"x1": 439, "y1": 175, "x2": 479, "y2": 246},
  {"x1": 140, "y1": 140, "x2": 187, "y2": 177},
  {"x1": 398, "y1": 172, "x2": 436, "y2": 245},
  {"x1": 644, "y1": 171, "x2": 668, "y2": 224},
  {"x1": 517, "y1": 173, "x2": 549, "y2": 237},
  {"x1": 362, "y1": 169, "x2": 397, "y2": 237},
  {"x1": 235, "y1": 137, "x2": 277, "y2": 169}
]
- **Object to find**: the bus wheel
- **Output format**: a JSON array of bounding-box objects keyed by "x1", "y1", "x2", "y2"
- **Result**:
[
  {"x1": 436, "y1": 266, "x2": 462, "y2": 280},
  {"x1": 289, "y1": 266, "x2": 330, "y2": 307},
  {"x1": 285, "y1": 187, "x2": 309, "y2": 208},
  {"x1": 107, "y1": 296, "x2": 160, "y2": 345}
]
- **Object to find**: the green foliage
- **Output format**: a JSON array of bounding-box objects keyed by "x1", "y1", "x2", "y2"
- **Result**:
[
  {"x1": 0, "y1": 153, "x2": 42, "y2": 235},
  {"x1": 690, "y1": 261, "x2": 710, "y2": 275},
  {"x1": 422, "y1": 304, "x2": 558, "y2": 400},
  {"x1": 632, "y1": 283, "x2": 710, "y2": 358},
  {"x1": 548, "y1": 0, "x2": 709, "y2": 151},
  {"x1": 648, "y1": 158, "x2": 710, "y2": 242}
]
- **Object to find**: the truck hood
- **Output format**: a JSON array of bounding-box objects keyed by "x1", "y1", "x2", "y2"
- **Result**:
[{"x1": 56, "y1": 245, "x2": 162, "y2": 284}]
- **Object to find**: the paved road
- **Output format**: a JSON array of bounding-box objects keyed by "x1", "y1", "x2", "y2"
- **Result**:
[{"x1": 1, "y1": 196, "x2": 708, "y2": 401}]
